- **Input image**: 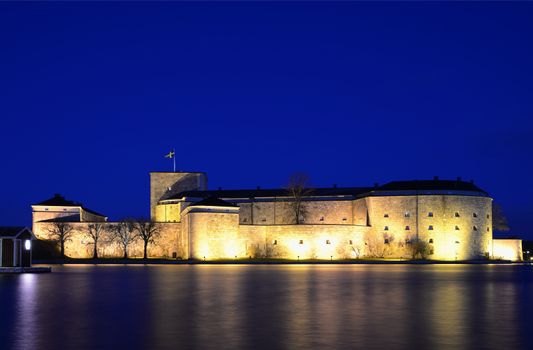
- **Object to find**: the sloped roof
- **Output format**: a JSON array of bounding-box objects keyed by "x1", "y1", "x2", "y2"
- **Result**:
[
  {"x1": 167, "y1": 187, "x2": 372, "y2": 201},
  {"x1": 34, "y1": 194, "x2": 107, "y2": 218},
  {"x1": 82, "y1": 207, "x2": 107, "y2": 217},
  {"x1": 164, "y1": 179, "x2": 487, "y2": 202},
  {"x1": 189, "y1": 197, "x2": 238, "y2": 207},
  {"x1": 376, "y1": 180, "x2": 487, "y2": 194},
  {"x1": 35, "y1": 194, "x2": 79, "y2": 206},
  {"x1": 0, "y1": 226, "x2": 33, "y2": 238}
]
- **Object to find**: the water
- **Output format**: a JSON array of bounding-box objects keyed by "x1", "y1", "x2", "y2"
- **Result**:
[{"x1": 0, "y1": 264, "x2": 532, "y2": 350}]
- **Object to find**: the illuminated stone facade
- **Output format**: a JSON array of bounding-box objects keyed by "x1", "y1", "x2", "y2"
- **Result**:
[
  {"x1": 492, "y1": 239, "x2": 523, "y2": 261},
  {"x1": 31, "y1": 172, "x2": 522, "y2": 261}
]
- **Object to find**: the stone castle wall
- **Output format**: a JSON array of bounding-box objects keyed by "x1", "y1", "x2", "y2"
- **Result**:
[
  {"x1": 34, "y1": 171, "x2": 520, "y2": 261},
  {"x1": 240, "y1": 224, "x2": 370, "y2": 260},
  {"x1": 158, "y1": 198, "x2": 367, "y2": 226},
  {"x1": 239, "y1": 199, "x2": 355, "y2": 225},
  {"x1": 365, "y1": 195, "x2": 492, "y2": 260},
  {"x1": 153, "y1": 194, "x2": 494, "y2": 261},
  {"x1": 184, "y1": 210, "x2": 240, "y2": 260},
  {"x1": 155, "y1": 203, "x2": 183, "y2": 223}
]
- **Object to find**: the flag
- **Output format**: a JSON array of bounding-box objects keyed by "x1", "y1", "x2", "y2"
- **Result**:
[{"x1": 165, "y1": 150, "x2": 175, "y2": 159}]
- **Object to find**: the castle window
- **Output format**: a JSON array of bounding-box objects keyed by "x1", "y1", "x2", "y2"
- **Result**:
[
  {"x1": 455, "y1": 212, "x2": 460, "y2": 217},
  {"x1": 326, "y1": 240, "x2": 331, "y2": 244},
  {"x1": 273, "y1": 240, "x2": 277, "y2": 245},
  {"x1": 384, "y1": 238, "x2": 389, "y2": 244},
  {"x1": 384, "y1": 213, "x2": 389, "y2": 218},
  {"x1": 455, "y1": 240, "x2": 460, "y2": 244},
  {"x1": 473, "y1": 225, "x2": 478, "y2": 231},
  {"x1": 45, "y1": 208, "x2": 48, "y2": 211},
  {"x1": 405, "y1": 226, "x2": 410, "y2": 230},
  {"x1": 455, "y1": 226, "x2": 460, "y2": 230},
  {"x1": 429, "y1": 249, "x2": 434, "y2": 255},
  {"x1": 405, "y1": 212, "x2": 410, "y2": 218},
  {"x1": 428, "y1": 212, "x2": 433, "y2": 217},
  {"x1": 320, "y1": 217, "x2": 324, "y2": 221},
  {"x1": 429, "y1": 238, "x2": 434, "y2": 244},
  {"x1": 473, "y1": 213, "x2": 478, "y2": 218},
  {"x1": 384, "y1": 226, "x2": 389, "y2": 231},
  {"x1": 299, "y1": 240, "x2": 304, "y2": 245},
  {"x1": 342, "y1": 218, "x2": 347, "y2": 221},
  {"x1": 262, "y1": 218, "x2": 266, "y2": 222},
  {"x1": 487, "y1": 214, "x2": 490, "y2": 219},
  {"x1": 349, "y1": 240, "x2": 353, "y2": 245},
  {"x1": 428, "y1": 225, "x2": 433, "y2": 230},
  {"x1": 487, "y1": 227, "x2": 490, "y2": 232}
]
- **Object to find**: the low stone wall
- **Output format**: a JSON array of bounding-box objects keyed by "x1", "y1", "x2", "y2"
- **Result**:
[
  {"x1": 492, "y1": 239, "x2": 522, "y2": 261},
  {"x1": 33, "y1": 222, "x2": 181, "y2": 259}
]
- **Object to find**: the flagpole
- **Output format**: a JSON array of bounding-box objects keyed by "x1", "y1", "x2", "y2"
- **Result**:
[{"x1": 173, "y1": 148, "x2": 176, "y2": 172}]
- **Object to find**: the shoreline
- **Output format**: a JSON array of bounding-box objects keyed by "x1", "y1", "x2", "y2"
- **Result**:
[{"x1": 33, "y1": 258, "x2": 525, "y2": 265}]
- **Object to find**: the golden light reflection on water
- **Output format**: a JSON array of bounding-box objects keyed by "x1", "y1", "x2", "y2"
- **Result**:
[{"x1": 2, "y1": 264, "x2": 532, "y2": 350}]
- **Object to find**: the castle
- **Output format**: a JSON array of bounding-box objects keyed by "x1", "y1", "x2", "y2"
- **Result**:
[{"x1": 31, "y1": 171, "x2": 523, "y2": 261}]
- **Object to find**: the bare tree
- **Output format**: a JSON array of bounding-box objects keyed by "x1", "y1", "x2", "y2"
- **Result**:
[
  {"x1": 287, "y1": 173, "x2": 312, "y2": 224},
  {"x1": 134, "y1": 219, "x2": 161, "y2": 259},
  {"x1": 46, "y1": 221, "x2": 75, "y2": 258},
  {"x1": 352, "y1": 244, "x2": 363, "y2": 259},
  {"x1": 364, "y1": 231, "x2": 388, "y2": 258},
  {"x1": 86, "y1": 223, "x2": 107, "y2": 259},
  {"x1": 112, "y1": 220, "x2": 138, "y2": 259},
  {"x1": 492, "y1": 202, "x2": 510, "y2": 232},
  {"x1": 406, "y1": 237, "x2": 430, "y2": 260}
]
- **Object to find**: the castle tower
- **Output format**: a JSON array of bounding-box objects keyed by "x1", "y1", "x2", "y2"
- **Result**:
[{"x1": 150, "y1": 172, "x2": 207, "y2": 220}]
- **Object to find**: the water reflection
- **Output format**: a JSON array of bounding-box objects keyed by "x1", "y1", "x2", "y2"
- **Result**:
[
  {"x1": 1, "y1": 264, "x2": 532, "y2": 350},
  {"x1": 14, "y1": 274, "x2": 37, "y2": 349}
]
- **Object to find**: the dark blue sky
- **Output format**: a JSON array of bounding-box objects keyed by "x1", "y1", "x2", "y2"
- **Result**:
[{"x1": 1, "y1": 2, "x2": 532, "y2": 238}]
